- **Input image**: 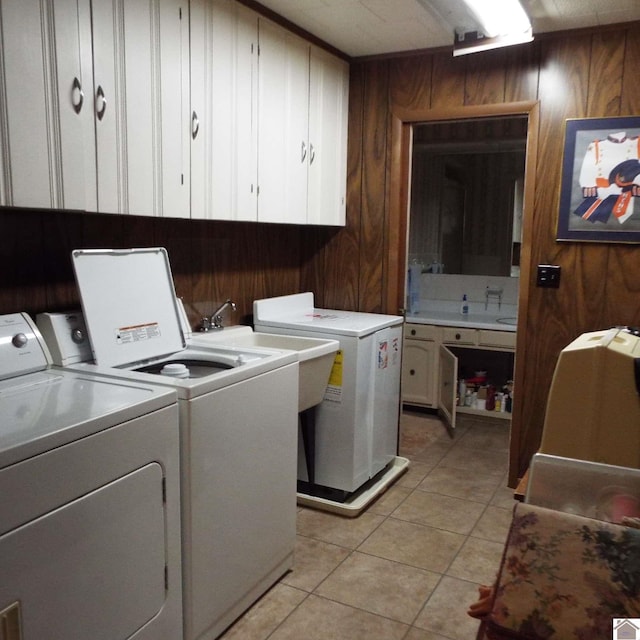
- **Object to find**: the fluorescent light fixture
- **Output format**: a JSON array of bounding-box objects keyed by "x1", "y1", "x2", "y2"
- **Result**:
[
  {"x1": 453, "y1": 0, "x2": 533, "y2": 56},
  {"x1": 462, "y1": 0, "x2": 530, "y2": 38},
  {"x1": 453, "y1": 27, "x2": 533, "y2": 56}
]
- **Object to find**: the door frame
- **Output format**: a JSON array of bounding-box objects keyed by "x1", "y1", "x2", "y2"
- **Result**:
[{"x1": 387, "y1": 101, "x2": 540, "y2": 487}]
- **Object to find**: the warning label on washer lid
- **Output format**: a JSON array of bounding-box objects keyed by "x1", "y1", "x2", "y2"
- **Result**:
[{"x1": 115, "y1": 322, "x2": 161, "y2": 344}]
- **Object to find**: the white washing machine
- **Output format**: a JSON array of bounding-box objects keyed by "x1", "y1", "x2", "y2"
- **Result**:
[
  {"x1": 254, "y1": 292, "x2": 404, "y2": 502},
  {"x1": 0, "y1": 312, "x2": 182, "y2": 640},
  {"x1": 39, "y1": 248, "x2": 299, "y2": 640}
]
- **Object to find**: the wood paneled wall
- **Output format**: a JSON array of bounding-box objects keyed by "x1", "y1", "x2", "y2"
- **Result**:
[
  {"x1": 346, "y1": 23, "x2": 640, "y2": 485},
  {"x1": 2, "y1": 21, "x2": 640, "y2": 486},
  {"x1": 0, "y1": 208, "x2": 338, "y2": 328}
]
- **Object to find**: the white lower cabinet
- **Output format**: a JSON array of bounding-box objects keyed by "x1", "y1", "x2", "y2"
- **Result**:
[
  {"x1": 401, "y1": 324, "x2": 438, "y2": 407},
  {"x1": 402, "y1": 322, "x2": 516, "y2": 430}
]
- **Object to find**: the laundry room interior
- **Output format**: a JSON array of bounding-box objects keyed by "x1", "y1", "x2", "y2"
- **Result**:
[{"x1": 2, "y1": 0, "x2": 640, "y2": 639}]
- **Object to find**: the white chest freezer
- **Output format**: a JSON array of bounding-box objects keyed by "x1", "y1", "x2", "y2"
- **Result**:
[{"x1": 254, "y1": 292, "x2": 403, "y2": 500}]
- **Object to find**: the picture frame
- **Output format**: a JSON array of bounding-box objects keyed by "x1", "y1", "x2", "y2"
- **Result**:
[{"x1": 557, "y1": 116, "x2": 640, "y2": 242}]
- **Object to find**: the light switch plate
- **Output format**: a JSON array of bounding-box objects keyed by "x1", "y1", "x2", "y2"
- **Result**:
[{"x1": 536, "y1": 264, "x2": 561, "y2": 288}]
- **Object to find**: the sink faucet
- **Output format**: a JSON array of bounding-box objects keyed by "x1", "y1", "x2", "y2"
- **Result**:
[
  {"x1": 485, "y1": 286, "x2": 503, "y2": 310},
  {"x1": 200, "y1": 299, "x2": 236, "y2": 331}
]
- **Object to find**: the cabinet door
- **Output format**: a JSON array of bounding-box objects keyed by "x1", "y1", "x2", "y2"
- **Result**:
[
  {"x1": 158, "y1": 0, "x2": 191, "y2": 219},
  {"x1": 307, "y1": 46, "x2": 348, "y2": 226},
  {"x1": 257, "y1": 19, "x2": 309, "y2": 224},
  {"x1": 438, "y1": 344, "x2": 458, "y2": 431},
  {"x1": 190, "y1": 0, "x2": 257, "y2": 221},
  {"x1": 92, "y1": 0, "x2": 187, "y2": 217},
  {"x1": 0, "y1": 0, "x2": 96, "y2": 210},
  {"x1": 402, "y1": 340, "x2": 436, "y2": 407}
]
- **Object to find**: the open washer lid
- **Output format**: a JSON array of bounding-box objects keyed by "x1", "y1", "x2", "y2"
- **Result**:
[{"x1": 72, "y1": 248, "x2": 185, "y2": 368}]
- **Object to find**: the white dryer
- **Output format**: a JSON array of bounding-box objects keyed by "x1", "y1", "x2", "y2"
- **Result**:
[
  {"x1": 39, "y1": 248, "x2": 299, "y2": 640},
  {"x1": 0, "y1": 312, "x2": 182, "y2": 640}
]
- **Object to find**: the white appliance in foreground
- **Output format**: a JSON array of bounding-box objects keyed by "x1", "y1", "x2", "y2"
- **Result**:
[
  {"x1": 0, "y1": 312, "x2": 182, "y2": 640},
  {"x1": 40, "y1": 248, "x2": 299, "y2": 640},
  {"x1": 254, "y1": 292, "x2": 404, "y2": 502}
]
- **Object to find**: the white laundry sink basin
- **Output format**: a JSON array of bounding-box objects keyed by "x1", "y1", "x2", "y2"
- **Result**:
[{"x1": 191, "y1": 326, "x2": 339, "y2": 412}]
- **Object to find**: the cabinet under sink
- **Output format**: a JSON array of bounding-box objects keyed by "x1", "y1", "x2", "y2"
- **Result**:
[{"x1": 402, "y1": 322, "x2": 516, "y2": 430}]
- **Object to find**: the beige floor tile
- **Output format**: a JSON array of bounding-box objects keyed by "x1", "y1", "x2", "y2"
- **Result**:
[
  {"x1": 281, "y1": 536, "x2": 350, "y2": 592},
  {"x1": 404, "y1": 628, "x2": 453, "y2": 640},
  {"x1": 392, "y1": 490, "x2": 486, "y2": 535},
  {"x1": 470, "y1": 505, "x2": 513, "y2": 544},
  {"x1": 218, "y1": 583, "x2": 308, "y2": 640},
  {"x1": 397, "y1": 460, "x2": 436, "y2": 489},
  {"x1": 491, "y1": 479, "x2": 518, "y2": 509},
  {"x1": 405, "y1": 441, "x2": 453, "y2": 466},
  {"x1": 268, "y1": 594, "x2": 409, "y2": 640},
  {"x1": 446, "y1": 536, "x2": 505, "y2": 584},
  {"x1": 414, "y1": 576, "x2": 483, "y2": 640},
  {"x1": 314, "y1": 551, "x2": 440, "y2": 624},
  {"x1": 357, "y1": 517, "x2": 464, "y2": 573},
  {"x1": 296, "y1": 507, "x2": 385, "y2": 549},
  {"x1": 437, "y1": 445, "x2": 509, "y2": 475},
  {"x1": 367, "y1": 483, "x2": 412, "y2": 516},
  {"x1": 417, "y1": 464, "x2": 504, "y2": 503},
  {"x1": 456, "y1": 421, "x2": 510, "y2": 451}
]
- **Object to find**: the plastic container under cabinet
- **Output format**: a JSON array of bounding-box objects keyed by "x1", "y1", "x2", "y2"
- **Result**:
[{"x1": 525, "y1": 453, "x2": 640, "y2": 523}]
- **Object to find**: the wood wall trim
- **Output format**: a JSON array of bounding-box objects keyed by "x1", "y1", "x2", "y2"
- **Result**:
[{"x1": 391, "y1": 100, "x2": 538, "y2": 125}]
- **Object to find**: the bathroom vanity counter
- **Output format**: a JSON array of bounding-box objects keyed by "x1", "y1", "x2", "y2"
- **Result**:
[{"x1": 405, "y1": 301, "x2": 517, "y2": 332}]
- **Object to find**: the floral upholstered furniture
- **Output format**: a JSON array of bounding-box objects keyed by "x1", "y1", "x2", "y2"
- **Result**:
[{"x1": 478, "y1": 502, "x2": 640, "y2": 639}]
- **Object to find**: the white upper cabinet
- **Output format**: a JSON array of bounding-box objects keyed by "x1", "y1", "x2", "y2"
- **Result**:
[
  {"x1": 190, "y1": 0, "x2": 258, "y2": 221},
  {"x1": 0, "y1": 0, "x2": 96, "y2": 210},
  {"x1": 257, "y1": 22, "x2": 348, "y2": 226},
  {"x1": 92, "y1": 0, "x2": 189, "y2": 217},
  {"x1": 307, "y1": 46, "x2": 349, "y2": 226},
  {"x1": 0, "y1": 0, "x2": 188, "y2": 217},
  {"x1": 0, "y1": 0, "x2": 346, "y2": 225},
  {"x1": 257, "y1": 19, "x2": 310, "y2": 224}
]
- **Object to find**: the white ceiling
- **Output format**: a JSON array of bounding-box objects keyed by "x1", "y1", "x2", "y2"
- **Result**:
[{"x1": 252, "y1": 0, "x2": 640, "y2": 58}]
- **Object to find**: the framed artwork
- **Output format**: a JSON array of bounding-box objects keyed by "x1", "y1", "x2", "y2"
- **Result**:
[{"x1": 557, "y1": 116, "x2": 640, "y2": 242}]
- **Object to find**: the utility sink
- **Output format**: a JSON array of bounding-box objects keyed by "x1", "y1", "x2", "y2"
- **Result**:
[{"x1": 191, "y1": 326, "x2": 339, "y2": 412}]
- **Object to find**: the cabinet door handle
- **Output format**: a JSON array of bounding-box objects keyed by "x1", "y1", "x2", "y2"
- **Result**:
[
  {"x1": 72, "y1": 76, "x2": 84, "y2": 114},
  {"x1": 301, "y1": 140, "x2": 307, "y2": 163},
  {"x1": 191, "y1": 111, "x2": 199, "y2": 139},
  {"x1": 409, "y1": 369, "x2": 415, "y2": 375},
  {"x1": 95, "y1": 85, "x2": 107, "y2": 120},
  {"x1": 309, "y1": 143, "x2": 315, "y2": 165},
  {"x1": 455, "y1": 333, "x2": 461, "y2": 340},
  {"x1": 410, "y1": 329, "x2": 416, "y2": 336}
]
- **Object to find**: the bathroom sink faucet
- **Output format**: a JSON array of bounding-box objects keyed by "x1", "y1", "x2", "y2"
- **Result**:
[
  {"x1": 485, "y1": 286, "x2": 503, "y2": 310},
  {"x1": 201, "y1": 299, "x2": 236, "y2": 331}
]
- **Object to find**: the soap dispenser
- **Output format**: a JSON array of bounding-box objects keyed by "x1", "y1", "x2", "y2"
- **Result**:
[{"x1": 460, "y1": 294, "x2": 469, "y2": 315}]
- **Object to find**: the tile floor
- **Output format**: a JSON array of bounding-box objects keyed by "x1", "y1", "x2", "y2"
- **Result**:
[{"x1": 219, "y1": 409, "x2": 516, "y2": 640}]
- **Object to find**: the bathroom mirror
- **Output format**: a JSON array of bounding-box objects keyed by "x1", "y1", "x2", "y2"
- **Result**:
[{"x1": 408, "y1": 115, "x2": 527, "y2": 277}]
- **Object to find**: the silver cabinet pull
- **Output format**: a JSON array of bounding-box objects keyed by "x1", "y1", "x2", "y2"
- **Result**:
[
  {"x1": 191, "y1": 111, "x2": 199, "y2": 139},
  {"x1": 72, "y1": 76, "x2": 84, "y2": 114},
  {"x1": 301, "y1": 140, "x2": 307, "y2": 163},
  {"x1": 309, "y1": 143, "x2": 315, "y2": 165},
  {"x1": 95, "y1": 85, "x2": 107, "y2": 120}
]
